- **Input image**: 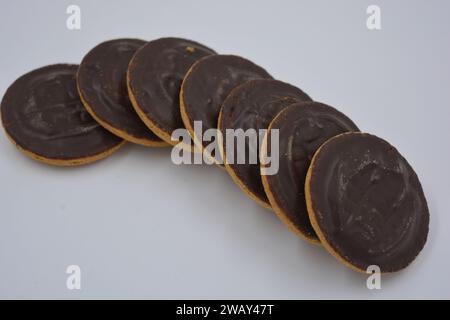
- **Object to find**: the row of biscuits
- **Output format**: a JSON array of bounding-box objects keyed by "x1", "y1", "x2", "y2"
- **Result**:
[{"x1": 0, "y1": 37, "x2": 429, "y2": 274}]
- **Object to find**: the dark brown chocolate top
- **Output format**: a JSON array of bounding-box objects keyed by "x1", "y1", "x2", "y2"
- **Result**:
[
  {"x1": 181, "y1": 55, "x2": 272, "y2": 158},
  {"x1": 77, "y1": 39, "x2": 161, "y2": 142},
  {"x1": 1, "y1": 64, "x2": 123, "y2": 160},
  {"x1": 265, "y1": 102, "x2": 359, "y2": 240},
  {"x1": 309, "y1": 132, "x2": 429, "y2": 272},
  {"x1": 220, "y1": 79, "x2": 311, "y2": 205},
  {"x1": 128, "y1": 37, "x2": 215, "y2": 141}
]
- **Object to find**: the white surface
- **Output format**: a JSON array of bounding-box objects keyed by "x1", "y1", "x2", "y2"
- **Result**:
[{"x1": 0, "y1": 0, "x2": 449, "y2": 299}]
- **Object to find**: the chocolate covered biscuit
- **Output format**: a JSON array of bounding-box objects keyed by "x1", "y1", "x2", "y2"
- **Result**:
[
  {"x1": 261, "y1": 102, "x2": 358, "y2": 242},
  {"x1": 1, "y1": 64, "x2": 124, "y2": 166},
  {"x1": 305, "y1": 132, "x2": 429, "y2": 272},
  {"x1": 77, "y1": 39, "x2": 167, "y2": 147},
  {"x1": 180, "y1": 55, "x2": 272, "y2": 163},
  {"x1": 127, "y1": 37, "x2": 215, "y2": 148},
  {"x1": 219, "y1": 79, "x2": 311, "y2": 208}
]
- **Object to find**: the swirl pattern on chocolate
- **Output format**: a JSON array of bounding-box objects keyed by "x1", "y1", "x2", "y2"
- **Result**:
[
  {"x1": 181, "y1": 55, "x2": 272, "y2": 160},
  {"x1": 128, "y1": 37, "x2": 215, "y2": 144},
  {"x1": 220, "y1": 79, "x2": 311, "y2": 206},
  {"x1": 1, "y1": 64, "x2": 123, "y2": 160},
  {"x1": 263, "y1": 102, "x2": 359, "y2": 241},
  {"x1": 77, "y1": 39, "x2": 162, "y2": 143},
  {"x1": 307, "y1": 133, "x2": 429, "y2": 272}
]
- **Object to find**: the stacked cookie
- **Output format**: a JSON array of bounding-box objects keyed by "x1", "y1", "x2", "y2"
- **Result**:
[{"x1": 0, "y1": 37, "x2": 429, "y2": 274}]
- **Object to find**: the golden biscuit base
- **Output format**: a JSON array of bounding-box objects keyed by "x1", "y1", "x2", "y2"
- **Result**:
[{"x1": 1, "y1": 121, "x2": 125, "y2": 167}]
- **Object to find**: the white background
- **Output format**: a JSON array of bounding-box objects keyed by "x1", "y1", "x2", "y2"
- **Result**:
[{"x1": 0, "y1": 0, "x2": 449, "y2": 299}]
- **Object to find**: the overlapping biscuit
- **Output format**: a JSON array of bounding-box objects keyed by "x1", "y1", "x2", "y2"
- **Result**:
[
  {"x1": 180, "y1": 55, "x2": 272, "y2": 164},
  {"x1": 260, "y1": 102, "x2": 358, "y2": 243},
  {"x1": 127, "y1": 37, "x2": 215, "y2": 150},
  {"x1": 219, "y1": 79, "x2": 311, "y2": 208},
  {"x1": 77, "y1": 39, "x2": 167, "y2": 147}
]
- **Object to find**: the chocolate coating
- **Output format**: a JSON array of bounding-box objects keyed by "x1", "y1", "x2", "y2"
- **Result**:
[
  {"x1": 264, "y1": 102, "x2": 359, "y2": 240},
  {"x1": 128, "y1": 37, "x2": 216, "y2": 144},
  {"x1": 181, "y1": 55, "x2": 272, "y2": 160},
  {"x1": 77, "y1": 39, "x2": 162, "y2": 143},
  {"x1": 220, "y1": 79, "x2": 311, "y2": 206},
  {"x1": 1, "y1": 64, "x2": 123, "y2": 160},
  {"x1": 308, "y1": 133, "x2": 429, "y2": 272}
]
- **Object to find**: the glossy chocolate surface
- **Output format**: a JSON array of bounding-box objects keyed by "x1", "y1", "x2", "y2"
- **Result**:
[
  {"x1": 265, "y1": 102, "x2": 358, "y2": 239},
  {"x1": 77, "y1": 39, "x2": 161, "y2": 142},
  {"x1": 1, "y1": 64, "x2": 123, "y2": 160},
  {"x1": 220, "y1": 79, "x2": 311, "y2": 204},
  {"x1": 309, "y1": 133, "x2": 429, "y2": 272}
]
